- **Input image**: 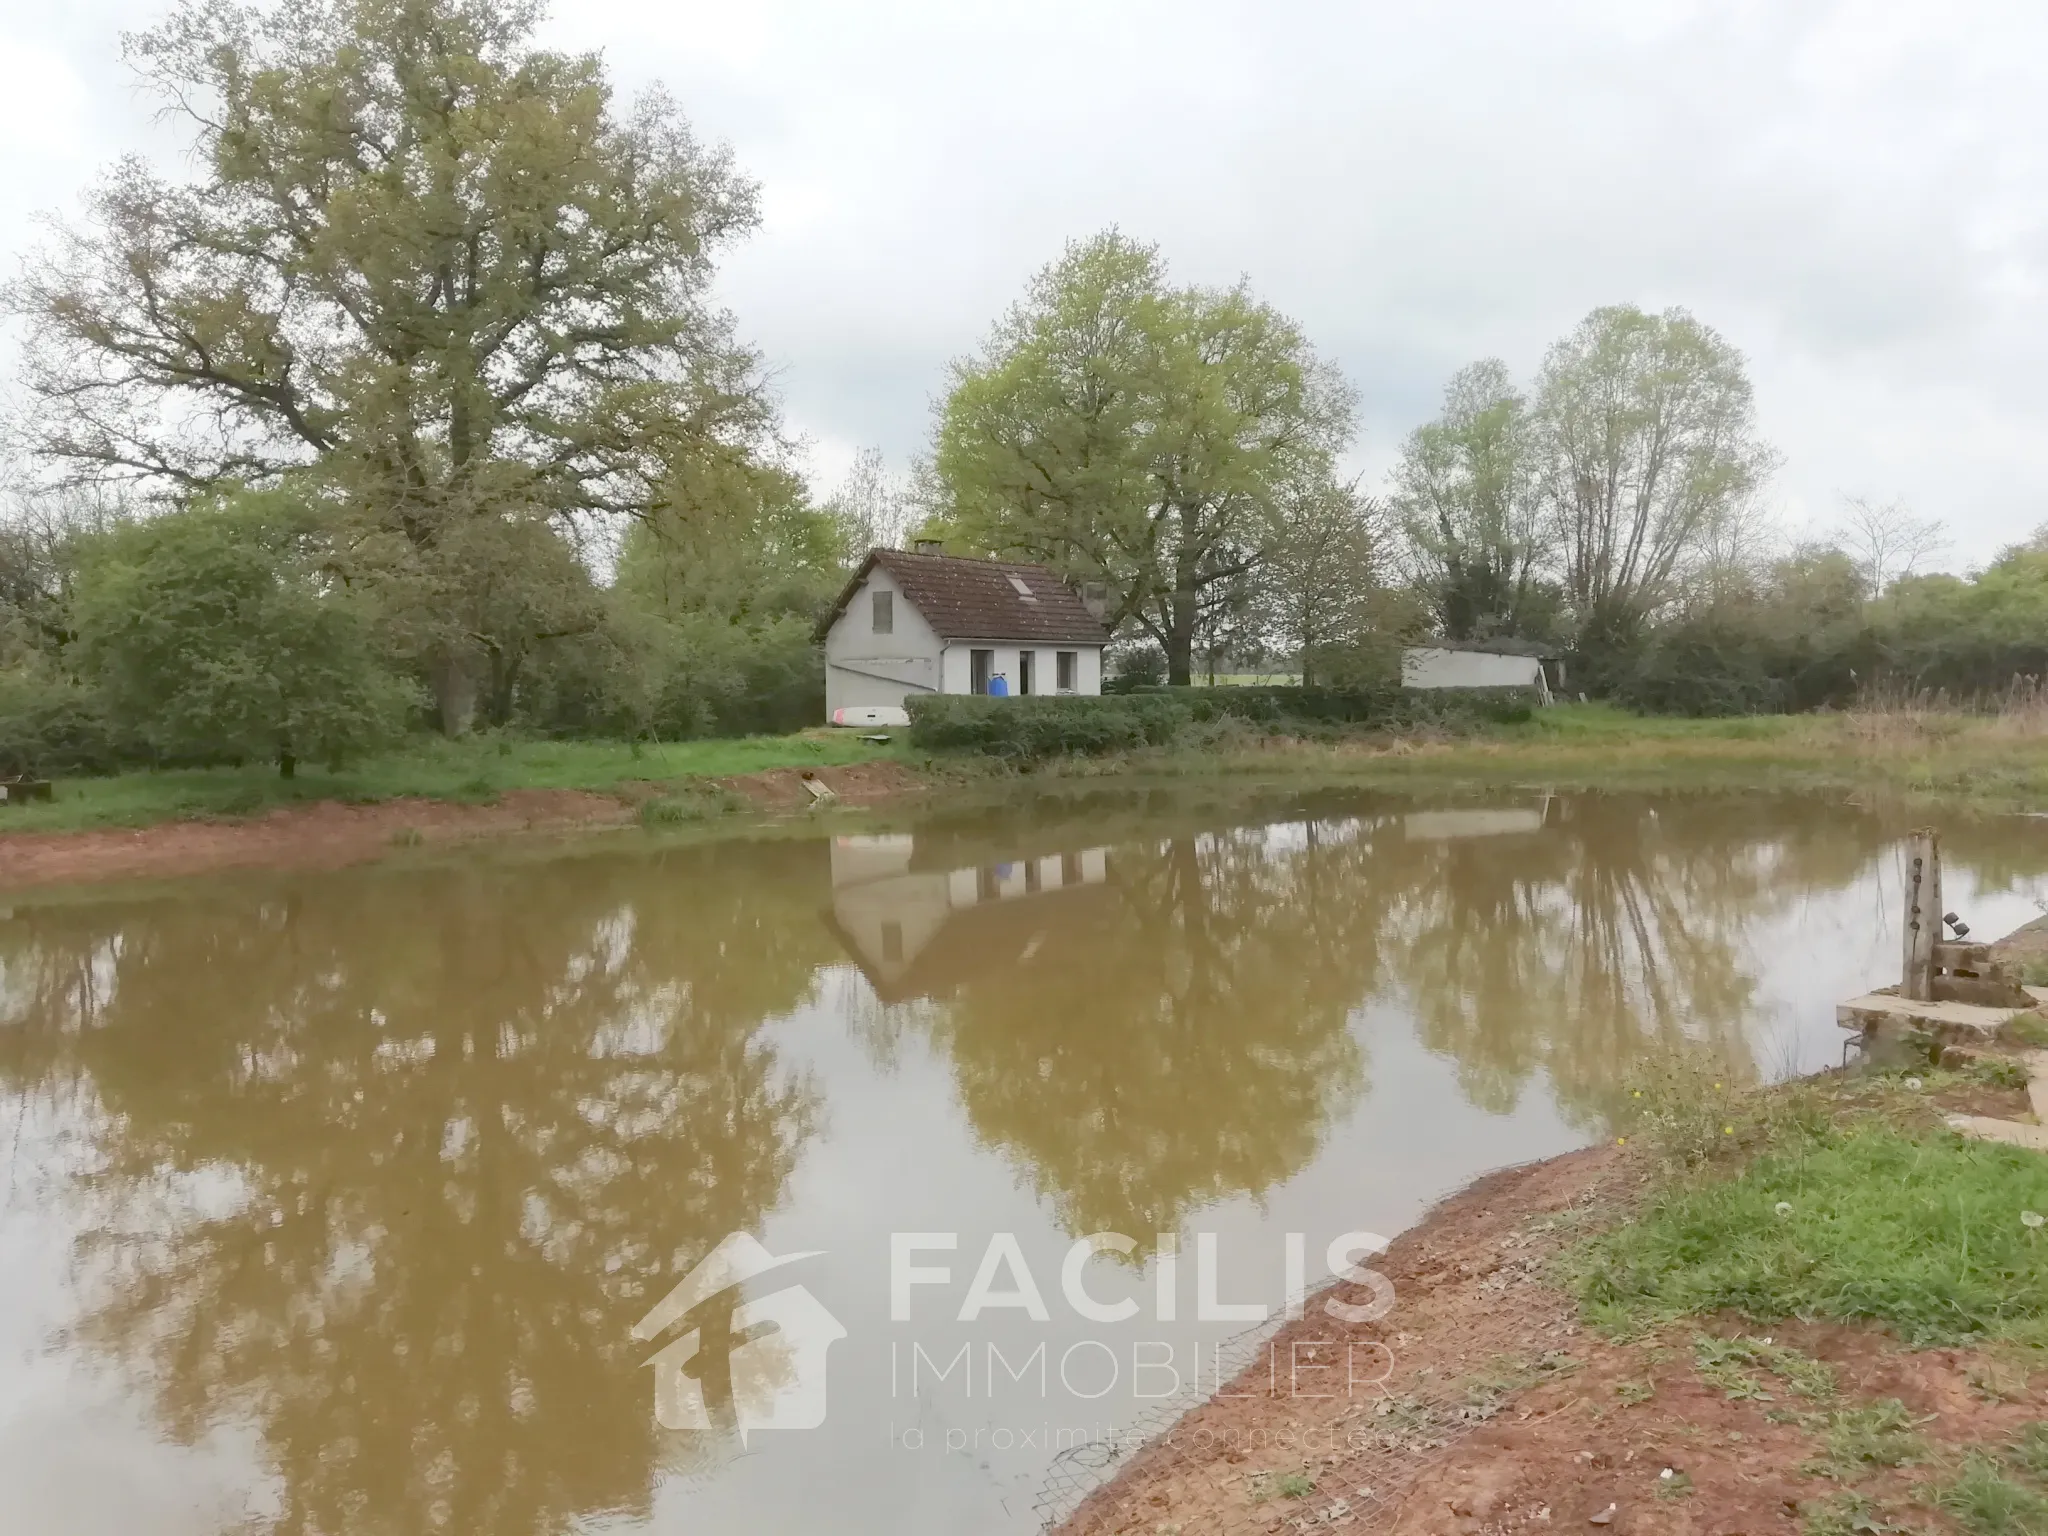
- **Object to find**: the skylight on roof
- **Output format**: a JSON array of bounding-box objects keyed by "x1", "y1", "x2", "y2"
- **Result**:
[{"x1": 1006, "y1": 574, "x2": 1039, "y2": 602}]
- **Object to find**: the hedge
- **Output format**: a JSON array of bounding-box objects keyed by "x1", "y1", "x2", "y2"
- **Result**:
[
  {"x1": 1160, "y1": 684, "x2": 1536, "y2": 728},
  {"x1": 905, "y1": 685, "x2": 1539, "y2": 759},
  {"x1": 906, "y1": 693, "x2": 1193, "y2": 758}
]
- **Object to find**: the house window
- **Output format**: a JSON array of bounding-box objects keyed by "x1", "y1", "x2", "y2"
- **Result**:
[
  {"x1": 970, "y1": 649, "x2": 993, "y2": 694},
  {"x1": 1017, "y1": 651, "x2": 1034, "y2": 696},
  {"x1": 1056, "y1": 651, "x2": 1077, "y2": 691},
  {"x1": 871, "y1": 590, "x2": 893, "y2": 634},
  {"x1": 1006, "y1": 573, "x2": 1039, "y2": 603}
]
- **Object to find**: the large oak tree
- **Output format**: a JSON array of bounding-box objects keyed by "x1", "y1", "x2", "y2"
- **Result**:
[{"x1": 9, "y1": 0, "x2": 772, "y2": 728}]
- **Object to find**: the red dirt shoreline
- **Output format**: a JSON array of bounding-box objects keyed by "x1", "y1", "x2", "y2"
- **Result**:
[
  {"x1": 1052, "y1": 1130, "x2": 2044, "y2": 1535},
  {"x1": 0, "y1": 761, "x2": 925, "y2": 890}
]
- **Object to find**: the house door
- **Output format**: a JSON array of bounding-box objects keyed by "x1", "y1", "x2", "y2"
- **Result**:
[
  {"x1": 1017, "y1": 651, "x2": 1034, "y2": 696},
  {"x1": 970, "y1": 649, "x2": 993, "y2": 694}
]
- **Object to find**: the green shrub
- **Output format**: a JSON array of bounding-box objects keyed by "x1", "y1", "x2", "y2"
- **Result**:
[
  {"x1": 907, "y1": 693, "x2": 1192, "y2": 758},
  {"x1": 0, "y1": 667, "x2": 128, "y2": 777},
  {"x1": 1104, "y1": 642, "x2": 1166, "y2": 692},
  {"x1": 72, "y1": 491, "x2": 414, "y2": 775},
  {"x1": 1174, "y1": 683, "x2": 1537, "y2": 729}
]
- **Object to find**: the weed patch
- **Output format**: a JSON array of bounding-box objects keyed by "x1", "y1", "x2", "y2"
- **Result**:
[
  {"x1": 1806, "y1": 1400, "x2": 1929, "y2": 1481},
  {"x1": 1798, "y1": 1491, "x2": 1895, "y2": 1536},
  {"x1": 2011, "y1": 1424, "x2": 2048, "y2": 1480},
  {"x1": 639, "y1": 787, "x2": 738, "y2": 826},
  {"x1": 1932, "y1": 1451, "x2": 2048, "y2": 1534}
]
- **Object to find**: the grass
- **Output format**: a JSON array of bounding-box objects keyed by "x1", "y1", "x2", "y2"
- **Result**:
[
  {"x1": 18, "y1": 694, "x2": 2048, "y2": 839},
  {"x1": 1933, "y1": 1452, "x2": 2048, "y2": 1534},
  {"x1": 1798, "y1": 1491, "x2": 1901, "y2": 1536},
  {"x1": 1689, "y1": 1333, "x2": 1844, "y2": 1415},
  {"x1": 1455, "y1": 1351, "x2": 1581, "y2": 1419},
  {"x1": 1808, "y1": 1400, "x2": 1929, "y2": 1480},
  {"x1": 1035, "y1": 700, "x2": 2048, "y2": 812},
  {"x1": 1569, "y1": 1066, "x2": 2048, "y2": 1533},
  {"x1": 0, "y1": 731, "x2": 897, "y2": 833},
  {"x1": 2013, "y1": 1425, "x2": 2048, "y2": 1480},
  {"x1": 1574, "y1": 1064, "x2": 2048, "y2": 1348}
]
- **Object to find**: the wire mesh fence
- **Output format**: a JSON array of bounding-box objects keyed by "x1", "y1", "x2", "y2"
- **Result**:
[{"x1": 1031, "y1": 1165, "x2": 1606, "y2": 1535}]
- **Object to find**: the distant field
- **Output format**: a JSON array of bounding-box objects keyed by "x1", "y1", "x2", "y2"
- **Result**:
[{"x1": 0, "y1": 731, "x2": 897, "y2": 834}]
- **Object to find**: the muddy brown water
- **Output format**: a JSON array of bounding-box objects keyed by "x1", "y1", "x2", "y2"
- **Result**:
[{"x1": 2, "y1": 788, "x2": 2045, "y2": 1534}]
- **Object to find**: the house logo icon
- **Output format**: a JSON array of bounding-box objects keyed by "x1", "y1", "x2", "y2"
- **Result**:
[{"x1": 631, "y1": 1233, "x2": 845, "y2": 1443}]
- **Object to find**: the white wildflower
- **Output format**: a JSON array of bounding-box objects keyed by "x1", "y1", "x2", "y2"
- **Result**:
[{"x1": 1775, "y1": 1201, "x2": 1794, "y2": 1218}]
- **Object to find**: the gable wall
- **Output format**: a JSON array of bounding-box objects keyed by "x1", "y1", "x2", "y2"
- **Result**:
[{"x1": 823, "y1": 566, "x2": 945, "y2": 715}]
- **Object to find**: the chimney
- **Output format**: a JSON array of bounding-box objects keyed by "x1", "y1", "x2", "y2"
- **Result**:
[
  {"x1": 912, "y1": 538, "x2": 944, "y2": 556},
  {"x1": 1078, "y1": 582, "x2": 1109, "y2": 622}
]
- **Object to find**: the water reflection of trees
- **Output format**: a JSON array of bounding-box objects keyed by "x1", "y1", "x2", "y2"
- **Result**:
[
  {"x1": 885, "y1": 793, "x2": 2027, "y2": 1236},
  {"x1": 890, "y1": 823, "x2": 1377, "y2": 1245},
  {"x1": 1348, "y1": 795, "x2": 1997, "y2": 1127},
  {"x1": 0, "y1": 843, "x2": 830, "y2": 1535}
]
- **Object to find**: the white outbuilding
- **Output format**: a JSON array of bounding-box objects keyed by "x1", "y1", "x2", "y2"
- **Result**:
[
  {"x1": 815, "y1": 546, "x2": 1111, "y2": 725},
  {"x1": 1401, "y1": 638, "x2": 1560, "y2": 704}
]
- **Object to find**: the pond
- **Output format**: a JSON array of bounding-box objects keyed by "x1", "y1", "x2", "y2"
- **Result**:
[{"x1": 1, "y1": 788, "x2": 2044, "y2": 1534}]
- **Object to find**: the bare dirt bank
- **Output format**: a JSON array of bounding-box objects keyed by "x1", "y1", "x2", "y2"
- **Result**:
[
  {"x1": 1053, "y1": 1126, "x2": 2045, "y2": 1536},
  {"x1": 0, "y1": 761, "x2": 927, "y2": 890}
]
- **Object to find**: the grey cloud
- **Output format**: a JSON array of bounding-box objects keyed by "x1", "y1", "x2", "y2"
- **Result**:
[{"x1": 8, "y1": 0, "x2": 2048, "y2": 558}]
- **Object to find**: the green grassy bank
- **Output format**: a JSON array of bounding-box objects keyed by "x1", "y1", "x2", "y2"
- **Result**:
[
  {"x1": 0, "y1": 731, "x2": 894, "y2": 834},
  {"x1": 1037, "y1": 701, "x2": 2048, "y2": 812},
  {"x1": 9, "y1": 699, "x2": 2048, "y2": 838},
  {"x1": 1564, "y1": 1051, "x2": 2048, "y2": 1533}
]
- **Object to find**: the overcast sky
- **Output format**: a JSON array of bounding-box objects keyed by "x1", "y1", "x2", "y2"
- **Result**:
[{"x1": 5, "y1": 0, "x2": 2047, "y2": 567}]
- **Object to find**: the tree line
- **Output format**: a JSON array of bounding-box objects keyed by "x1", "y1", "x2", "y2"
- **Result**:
[{"x1": 1, "y1": 0, "x2": 2041, "y2": 776}]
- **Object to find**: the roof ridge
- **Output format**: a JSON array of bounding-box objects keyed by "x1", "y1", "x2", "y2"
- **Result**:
[{"x1": 821, "y1": 547, "x2": 1110, "y2": 646}]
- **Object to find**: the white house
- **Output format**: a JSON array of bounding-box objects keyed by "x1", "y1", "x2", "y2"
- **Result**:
[
  {"x1": 815, "y1": 547, "x2": 1110, "y2": 725},
  {"x1": 1401, "y1": 639, "x2": 1560, "y2": 704}
]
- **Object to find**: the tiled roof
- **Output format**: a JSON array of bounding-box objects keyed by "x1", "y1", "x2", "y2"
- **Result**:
[{"x1": 819, "y1": 550, "x2": 1110, "y2": 645}]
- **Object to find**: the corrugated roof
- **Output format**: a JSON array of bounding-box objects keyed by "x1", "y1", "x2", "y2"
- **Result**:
[{"x1": 818, "y1": 550, "x2": 1110, "y2": 645}]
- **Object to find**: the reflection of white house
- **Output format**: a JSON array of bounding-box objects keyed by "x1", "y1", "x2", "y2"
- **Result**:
[
  {"x1": 1403, "y1": 798, "x2": 1554, "y2": 840},
  {"x1": 814, "y1": 546, "x2": 1110, "y2": 725},
  {"x1": 1404, "y1": 808, "x2": 1544, "y2": 839},
  {"x1": 825, "y1": 834, "x2": 1111, "y2": 999},
  {"x1": 1401, "y1": 639, "x2": 1559, "y2": 703}
]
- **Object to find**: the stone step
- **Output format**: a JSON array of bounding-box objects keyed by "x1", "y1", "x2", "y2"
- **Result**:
[
  {"x1": 1947, "y1": 1114, "x2": 2048, "y2": 1153},
  {"x1": 1836, "y1": 990, "x2": 2035, "y2": 1042}
]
